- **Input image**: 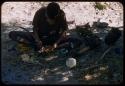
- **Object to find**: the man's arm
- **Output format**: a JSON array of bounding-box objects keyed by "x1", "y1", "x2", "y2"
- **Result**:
[
  {"x1": 32, "y1": 8, "x2": 44, "y2": 42},
  {"x1": 53, "y1": 31, "x2": 66, "y2": 48},
  {"x1": 32, "y1": 9, "x2": 43, "y2": 49},
  {"x1": 33, "y1": 27, "x2": 41, "y2": 42},
  {"x1": 33, "y1": 27, "x2": 43, "y2": 50},
  {"x1": 54, "y1": 11, "x2": 68, "y2": 48}
]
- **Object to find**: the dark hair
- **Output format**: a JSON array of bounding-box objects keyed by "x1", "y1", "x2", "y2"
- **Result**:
[{"x1": 47, "y1": 2, "x2": 60, "y2": 19}]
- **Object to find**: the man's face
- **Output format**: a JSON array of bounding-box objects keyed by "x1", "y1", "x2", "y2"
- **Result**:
[{"x1": 46, "y1": 12, "x2": 56, "y2": 25}]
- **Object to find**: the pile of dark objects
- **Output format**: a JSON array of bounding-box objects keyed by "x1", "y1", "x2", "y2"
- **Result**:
[
  {"x1": 71, "y1": 22, "x2": 123, "y2": 84},
  {"x1": 7, "y1": 21, "x2": 123, "y2": 84}
]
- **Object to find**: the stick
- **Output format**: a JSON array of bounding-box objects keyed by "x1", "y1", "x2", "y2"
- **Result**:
[
  {"x1": 83, "y1": 64, "x2": 102, "y2": 71},
  {"x1": 95, "y1": 46, "x2": 113, "y2": 64},
  {"x1": 19, "y1": 26, "x2": 30, "y2": 32},
  {"x1": 78, "y1": 46, "x2": 113, "y2": 71}
]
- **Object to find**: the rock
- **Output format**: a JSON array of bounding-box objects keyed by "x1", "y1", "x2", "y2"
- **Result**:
[
  {"x1": 99, "y1": 66, "x2": 108, "y2": 71},
  {"x1": 61, "y1": 77, "x2": 69, "y2": 82},
  {"x1": 93, "y1": 73, "x2": 101, "y2": 78},
  {"x1": 20, "y1": 54, "x2": 30, "y2": 62},
  {"x1": 84, "y1": 74, "x2": 93, "y2": 80}
]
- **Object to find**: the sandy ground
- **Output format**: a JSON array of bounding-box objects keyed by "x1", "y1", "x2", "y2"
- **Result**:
[
  {"x1": 1, "y1": 2, "x2": 123, "y2": 84},
  {"x1": 1, "y1": 2, "x2": 123, "y2": 28}
]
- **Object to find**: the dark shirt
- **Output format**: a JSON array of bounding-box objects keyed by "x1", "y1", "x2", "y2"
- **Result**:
[{"x1": 32, "y1": 7, "x2": 68, "y2": 45}]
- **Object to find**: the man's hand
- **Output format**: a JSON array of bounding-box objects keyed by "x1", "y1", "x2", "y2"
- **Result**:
[
  {"x1": 36, "y1": 41, "x2": 43, "y2": 49},
  {"x1": 42, "y1": 44, "x2": 57, "y2": 53},
  {"x1": 53, "y1": 43, "x2": 58, "y2": 48},
  {"x1": 38, "y1": 47, "x2": 45, "y2": 53}
]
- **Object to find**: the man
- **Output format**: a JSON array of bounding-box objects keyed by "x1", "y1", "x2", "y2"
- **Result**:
[{"x1": 9, "y1": 2, "x2": 68, "y2": 52}]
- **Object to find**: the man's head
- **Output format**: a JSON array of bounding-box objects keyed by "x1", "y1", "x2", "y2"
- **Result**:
[{"x1": 46, "y1": 2, "x2": 60, "y2": 20}]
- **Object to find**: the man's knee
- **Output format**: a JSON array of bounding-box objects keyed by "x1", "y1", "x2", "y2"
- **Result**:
[{"x1": 9, "y1": 31, "x2": 17, "y2": 39}]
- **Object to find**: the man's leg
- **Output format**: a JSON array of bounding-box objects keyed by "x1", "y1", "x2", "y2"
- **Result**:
[
  {"x1": 9, "y1": 31, "x2": 37, "y2": 50},
  {"x1": 9, "y1": 31, "x2": 34, "y2": 43}
]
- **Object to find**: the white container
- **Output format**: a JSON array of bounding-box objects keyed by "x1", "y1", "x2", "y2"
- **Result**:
[{"x1": 66, "y1": 58, "x2": 76, "y2": 68}]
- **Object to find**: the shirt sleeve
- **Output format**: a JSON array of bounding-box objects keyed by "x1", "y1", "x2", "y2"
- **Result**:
[
  {"x1": 59, "y1": 10, "x2": 68, "y2": 31},
  {"x1": 32, "y1": 10, "x2": 40, "y2": 28}
]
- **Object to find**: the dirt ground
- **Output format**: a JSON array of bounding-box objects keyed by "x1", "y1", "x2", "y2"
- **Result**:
[{"x1": 1, "y1": 2, "x2": 123, "y2": 85}]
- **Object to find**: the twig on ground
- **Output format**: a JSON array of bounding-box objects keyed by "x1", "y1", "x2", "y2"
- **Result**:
[
  {"x1": 82, "y1": 46, "x2": 113, "y2": 71},
  {"x1": 95, "y1": 46, "x2": 113, "y2": 64},
  {"x1": 83, "y1": 64, "x2": 103, "y2": 71}
]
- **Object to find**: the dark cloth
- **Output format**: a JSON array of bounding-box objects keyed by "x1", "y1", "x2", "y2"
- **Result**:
[
  {"x1": 32, "y1": 7, "x2": 68, "y2": 44},
  {"x1": 57, "y1": 37, "x2": 83, "y2": 50},
  {"x1": 104, "y1": 28, "x2": 121, "y2": 46},
  {"x1": 84, "y1": 35, "x2": 101, "y2": 49}
]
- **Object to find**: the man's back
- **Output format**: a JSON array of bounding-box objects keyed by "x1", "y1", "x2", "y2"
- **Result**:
[{"x1": 32, "y1": 6, "x2": 68, "y2": 45}]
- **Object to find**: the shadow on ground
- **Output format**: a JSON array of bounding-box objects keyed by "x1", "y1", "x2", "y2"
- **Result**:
[{"x1": 1, "y1": 23, "x2": 123, "y2": 84}]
